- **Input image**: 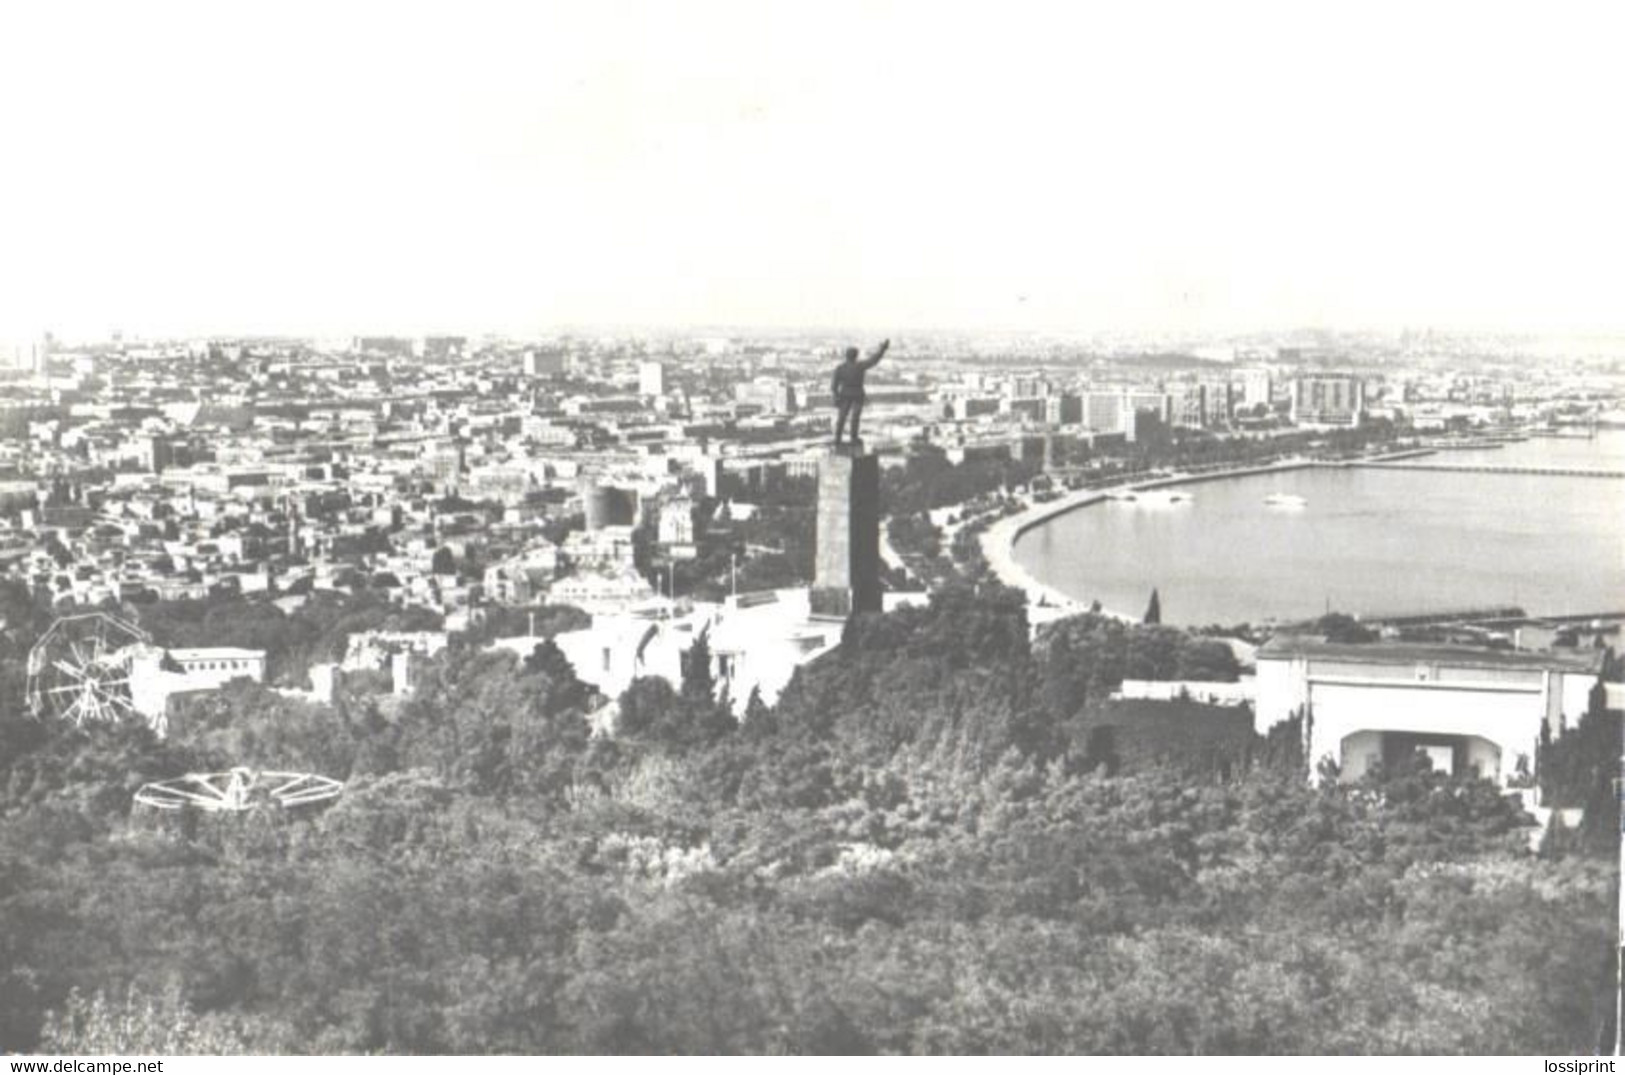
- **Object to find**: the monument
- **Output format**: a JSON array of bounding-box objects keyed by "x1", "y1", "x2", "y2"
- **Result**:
[
  {"x1": 813, "y1": 339, "x2": 891, "y2": 617},
  {"x1": 812, "y1": 451, "x2": 882, "y2": 617},
  {"x1": 831, "y1": 338, "x2": 889, "y2": 450}
]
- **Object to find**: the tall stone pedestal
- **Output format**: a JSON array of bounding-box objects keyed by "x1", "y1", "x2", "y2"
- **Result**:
[{"x1": 812, "y1": 451, "x2": 882, "y2": 617}]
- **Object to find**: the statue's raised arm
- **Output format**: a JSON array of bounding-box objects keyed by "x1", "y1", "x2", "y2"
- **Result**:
[{"x1": 860, "y1": 338, "x2": 891, "y2": 369}]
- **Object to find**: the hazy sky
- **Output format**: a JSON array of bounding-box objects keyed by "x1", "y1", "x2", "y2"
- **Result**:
[{"x1": 2, "y1": 1, "x2": 1622, "y2": 340}]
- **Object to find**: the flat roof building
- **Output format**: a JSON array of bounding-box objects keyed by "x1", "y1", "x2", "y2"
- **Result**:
[{"x1": 1257, "y1": 636, "x2": 1605, "y2": 785}]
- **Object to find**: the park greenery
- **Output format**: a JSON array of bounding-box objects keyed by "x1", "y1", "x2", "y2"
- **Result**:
[
  {"x1": 640, "y1": 473, "x2": 817, "y2": 602},
  {"x1": 640, "y1": 445, "x2": 1039, "y2": 600},
  {"x1": 1059, "y1": 417, "x2": 1410, "y2": 478},
  {"x1": 0, "y1": 579, "x2": 1617, "y2": 1054}
]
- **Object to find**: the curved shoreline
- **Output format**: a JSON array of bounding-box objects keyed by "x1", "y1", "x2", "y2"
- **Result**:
[
  {"x1": 982, "y1": 458, "x2": 1324, "y2": 620},
  {"x1": 985, "y1": 438, "x2": 1617, "y2": 621}
]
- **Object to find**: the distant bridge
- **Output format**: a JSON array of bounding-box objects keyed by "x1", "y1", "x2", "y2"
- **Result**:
[{"x1": 1350, "y1": 462, "x2": 1625, "y2": 479}]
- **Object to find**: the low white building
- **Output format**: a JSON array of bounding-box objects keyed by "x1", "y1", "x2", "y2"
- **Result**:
[
  {"x1": 1117, "y1": 678, "x2": 1255, "y2": 706},
  {"x1": 706, "y1": 589, "x2": 847, "y2": 712},
  {"x1": 129, "y1": 645, "x2": 268, "y2": 733},
  {"x1": 1256, "y1": 637, "x2": 1605, "y2": 784},
  {"x1": 343, "y1": 631, "x2": 449, "y2": 671},
  {"x1": 562, "y1": 526, "x2": 636, "y2": 573},
  {"x1": 540, "y1": 613, "x2": 693, "y2": 703},
  {"x1": 483, "y1": 542, "x2": 561, "y2": 605},
  {"x1": 512, "y1": 587, "x2": 851, "y2": 719},
  {"x1": 546, "y1": 568, "x2": 658, "y2": 617},
  {"x1": 166, "y1": 647, "x2": 267, "y2": 684}
]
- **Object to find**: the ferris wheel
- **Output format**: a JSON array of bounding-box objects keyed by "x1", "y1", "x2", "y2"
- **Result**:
[{"x1": 25, "y1": 612, "x2": 154, "y2": 731}]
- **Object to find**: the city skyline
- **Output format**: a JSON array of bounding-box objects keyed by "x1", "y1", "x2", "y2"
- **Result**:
[
  {"x1": 0, "y1": 130, "x2": 1620, "y2": 1052},
  {"x1": 3, "y1": 1, "x2": 1623, "y2": 340}
]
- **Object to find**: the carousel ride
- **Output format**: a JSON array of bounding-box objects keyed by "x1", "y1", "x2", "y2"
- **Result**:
[{"x1": 134, "y1": 766, "x2": 344, "y2": 813}]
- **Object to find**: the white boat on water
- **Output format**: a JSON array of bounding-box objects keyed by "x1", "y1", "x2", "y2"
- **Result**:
[
  {"x1": 1264, "y1": 493, "x2": 1308, "y2": 508},
  {"x1": 1114, "y1": 489, "x2": 1191, "y2": 506}
]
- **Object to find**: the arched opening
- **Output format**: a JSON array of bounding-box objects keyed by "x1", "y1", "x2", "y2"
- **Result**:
[{"x1": 1337, "y1": 730, "x2": 1503, "y2": 783}]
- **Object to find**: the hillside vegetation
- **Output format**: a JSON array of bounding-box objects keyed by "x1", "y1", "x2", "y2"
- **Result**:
[{"x1": 0, "y1": 584, "x2": 1615, "y2": 1054}]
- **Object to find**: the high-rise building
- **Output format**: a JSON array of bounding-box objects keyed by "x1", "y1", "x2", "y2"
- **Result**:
[
  {"x1": 1201, "y1": 379, "x2": 1234, "y2": 426},
  {"x1": 1007, "y1": 397, "x2": 1047, "y2": 423},
  {"x1": 1166, "y1": 384, "x2": 1207, "y2": 428},
  {"x1": 421, "y1": 336, "x2": 467, "y2": 361},
  {"x1": 1045, "y1": 394, "x2": 1084, "y2": 425},
  {"x1": 353, "y1": 336, "x2": 415, "y2": 358},
  {"x1": 1165, "y1": 380, "x2": 1235, "y2": 428},
  {"x1": 5, "y1": 335, "x2": 52, "y2": 377},
  {"x1": 734, "y1": 376, "x2": 793, "y2": 414},
  {"x1": 1237, "y1": 367, "x2": 1273, "y2": 409},
  {"x1": 638, "y1": 360, "x2": 666, "y2": 397},
  {"x1": 523, "y1": 349, "x2": 566, "y2": 377},
  {"x1": 1082, "y1": 390, "x2": 1170, "y2": 439},
  {"x1": 1083, "y1": 391, "x2": 1127, "y2": 435},
  {"x1": 1290, "y1": 374, "x2": 1366, "y2": 427},
  {"x1": 951, "y1": 395, "x2": 1001, "y2": 420}
]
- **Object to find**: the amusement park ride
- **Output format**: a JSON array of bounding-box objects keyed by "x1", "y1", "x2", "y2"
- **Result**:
[
  {"x1": 25, "y1": 611, "x2": 344, "y2": 815},
  {"x1": 133, "y1": 766, "x2": 344, "y2": 813},
  {"x1": 25, "y1": 611, "x2": 154, "y2": 730}
]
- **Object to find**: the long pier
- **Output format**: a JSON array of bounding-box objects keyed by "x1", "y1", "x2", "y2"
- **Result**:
[
  {"x1": 1358, "y1": 606, "x2": 1527, "y2": 627},
  {"x1": 1349, "y1": 462, "x2": 1625, "y2": 479},
  {"x1": 1472, "y1": 610, "x2": 1625, "y2": 629}
]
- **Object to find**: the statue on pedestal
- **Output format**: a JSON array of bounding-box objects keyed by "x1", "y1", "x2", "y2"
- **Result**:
[{"x1": 831, "y1": 338, "x2": 890, "y2": 451}]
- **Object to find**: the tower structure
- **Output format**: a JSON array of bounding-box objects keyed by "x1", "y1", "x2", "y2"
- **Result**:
[{"x1": 812, "y1": 451, "x2": 882, "y2": 617}]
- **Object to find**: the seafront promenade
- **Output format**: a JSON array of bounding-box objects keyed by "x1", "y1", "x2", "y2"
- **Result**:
[
  {"x1": 1351, "y1": 461, "x2": 1625, "y2": 478},
  {"x1": 981, "y1": 487, "x2": 1114, "y2": 619}
]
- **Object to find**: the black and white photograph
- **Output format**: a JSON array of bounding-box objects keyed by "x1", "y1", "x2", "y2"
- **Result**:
[{"x1": 1, "y1": 0, "x2": 1623, "y2": 1059}]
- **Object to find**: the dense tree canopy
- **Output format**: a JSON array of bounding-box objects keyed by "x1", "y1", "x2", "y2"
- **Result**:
[
  {"x1": 0, "y1": 588, "x2": 1614, "y2": 1054},
  {"x1": 881, "y1": 444, "x2": 1039, "y2": 518},
  {"x1": 131, "y1": 591, "x2": 445, "y2": 686}
]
